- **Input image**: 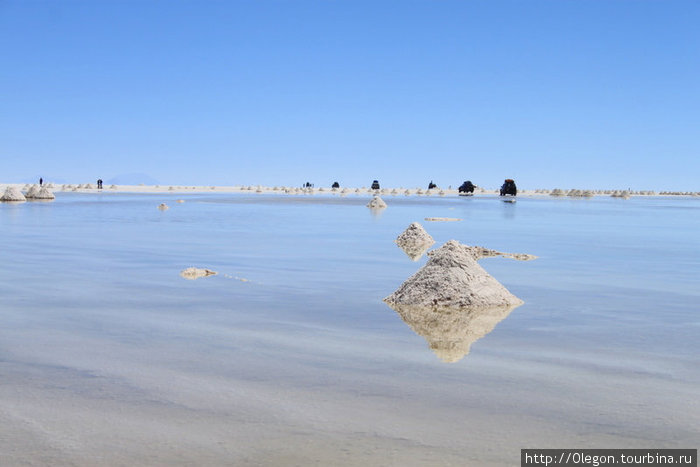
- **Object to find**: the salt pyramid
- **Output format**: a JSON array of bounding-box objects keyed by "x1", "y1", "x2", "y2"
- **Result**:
[
  {"x1": 384, "y1": 240, "x2": 534, "y2": 308},
  {"x1": 33, "y1": 186, "x2": 55, "y2": 200},
  {"x1": 396, "y1": 222, "x2": 434, "y2": 261},
  {"x1": 24, "y1": 184, "x2": 40, "y2": 199},
  {"x1": 366, "y1": 195, "x2": 387, "y2": 209},
  {"x1": 1, "y1": 187, "x2": 26, "y2": 202}
]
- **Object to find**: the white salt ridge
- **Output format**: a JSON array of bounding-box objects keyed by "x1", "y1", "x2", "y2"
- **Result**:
[
  {"x1": 396, "y1": 222, "x2": 435, "y2": 261},
  {"x1": 366, "y1": 195, "x2": 387, "y2": 209},
  {"x1": 425, "y1": 217, "x2": 462, "y2": 222},
  {"x1": 384, "y1": 240, "x2": 535, "y2": 309},
  {"x1": 180, "y1": 267, "x2": 217, "y2": 280}
]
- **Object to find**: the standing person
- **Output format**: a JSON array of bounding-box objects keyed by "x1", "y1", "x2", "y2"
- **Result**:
[
  {"x1": 97, "y1": 179, "x2": 103, "y2": 189},
  {"x1": 39, "y1": 177, "x2": 43, "y2": 186}
]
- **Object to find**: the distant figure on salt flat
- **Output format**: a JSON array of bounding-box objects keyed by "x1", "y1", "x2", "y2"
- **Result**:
[
  {"x1": 428, "y1": 181, "x2": 437, "y2": 189},
  {"x1": 39, "y1": 177, "x2": 43, "y2": 186},
  {"x1": 97, "y1": 179, "x2": 103, "y2": 189}
]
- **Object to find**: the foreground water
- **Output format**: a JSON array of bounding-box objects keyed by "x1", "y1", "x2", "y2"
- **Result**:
[{"x1": 1, "y1": 193, "x2": 698, "y2": 466}]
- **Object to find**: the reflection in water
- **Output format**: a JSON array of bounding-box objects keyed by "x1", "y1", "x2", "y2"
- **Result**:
[
  {"x1": 386, "y1": 302, "x2": 521, "y2": 362},
  {"x1": 369, "y1": 207, "x2": 385, "y2": 219},
  {"x1": 501, "y1": 199, "x2": 516, "y2": 219},
  {"x1": 398, "y1": 242, "x2": 432, "y2": 261}
]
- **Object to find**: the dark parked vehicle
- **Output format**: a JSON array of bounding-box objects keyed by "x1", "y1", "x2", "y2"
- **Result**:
[
  {"x1": 332, "y1": 181, "x2": 340, "y2": 188},
  {"x1": 458, "y1": 181, "x2": 475, "y2": 194},
  {"x1": 371, "y1": 180, "x2": 380, "y2": 190},
  {"x1": 428, "y1": 181, "x2": 437, "y2": 189},
  {"x1": 500, "y1": 179, "x2": 517, "y2": 196}
]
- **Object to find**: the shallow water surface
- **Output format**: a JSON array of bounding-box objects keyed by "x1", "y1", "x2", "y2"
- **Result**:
[{"x1": 1, "y1": 193, "x2": 698, "y2": 466}]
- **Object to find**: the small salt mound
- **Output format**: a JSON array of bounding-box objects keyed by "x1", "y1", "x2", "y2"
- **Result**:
[
  {"x1": 25, "y1": 184, "x2": 40, "y2": 199},
  {"x1": 1, "y1": 186, "x2": 26, "y2": 202},
  {"x1": 367, "y1": 195, "x2": 387, "y2": 209},
  {"x1": 33, "y1": 186, "x2": 55, "y2": 200},
  {"x1": 384, "y1": 240, "x2": 534, "y2": 309},
  {"x1": 180, "y1": 267, "x2": 217, "y2": 280},
  {"x1": 176, "y1": 199, "x2": 185, "y2": 203},
  {"x1": 389, "y1": 302, "x2": 520, "y2": 362},
  {"x1": 85, "y1": 183, "x2": 94, "y2": 189},
  {"x1": 158, "y1": 203, "x2": 169, "y2": 210},
  {"x1": 396, "y1": 222, "x2": 435, "y2": 261}
]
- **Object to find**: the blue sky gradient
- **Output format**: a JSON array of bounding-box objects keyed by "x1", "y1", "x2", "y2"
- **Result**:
[{"x1": 1, "y1": 1, "x2": 698, "y2": 189}]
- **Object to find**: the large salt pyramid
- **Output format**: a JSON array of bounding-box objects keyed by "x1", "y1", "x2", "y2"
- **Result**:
[
  {"x1": 396, "y1": 222, "x2": 434, "y2": 261},
  {"x1": 384, "y1": 240, "x2": 533, "y2": 308}
]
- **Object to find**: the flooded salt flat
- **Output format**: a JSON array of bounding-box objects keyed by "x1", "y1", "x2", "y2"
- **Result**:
[{"x1": 1, "y1": 192, "x2": 698, "y2": 466}]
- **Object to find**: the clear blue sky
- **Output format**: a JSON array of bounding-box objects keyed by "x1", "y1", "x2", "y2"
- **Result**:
[{"x1": 1, "y1": 0, "x2": 698, "y2": 190}]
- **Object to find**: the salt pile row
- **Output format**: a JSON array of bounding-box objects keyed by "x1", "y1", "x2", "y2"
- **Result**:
[{"x1": 1, "y1": 185, "x2": 55, "y2": 202}]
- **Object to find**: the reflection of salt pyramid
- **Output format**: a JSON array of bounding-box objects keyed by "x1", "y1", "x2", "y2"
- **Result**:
[
  {"x1": 384, "y1": 240, "x2": 535, "y2": 362},
  {"x1": 396, "y1": 222, "x2": 434, "y2": 261},
  {"x1": 387, "y1": 303, "x2": 519, "y2": 362}
]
